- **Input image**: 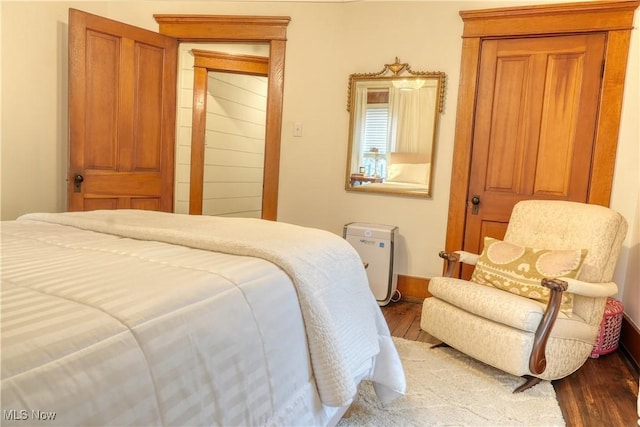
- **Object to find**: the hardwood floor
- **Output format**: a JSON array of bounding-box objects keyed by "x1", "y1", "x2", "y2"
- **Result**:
[{"x1": 381, "y1": 300, "x2": 640, "y2": 427}]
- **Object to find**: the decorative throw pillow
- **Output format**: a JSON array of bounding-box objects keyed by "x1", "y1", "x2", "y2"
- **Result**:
[{"x1": 470, "y1": 237, "x2": 588, "y2": 313}]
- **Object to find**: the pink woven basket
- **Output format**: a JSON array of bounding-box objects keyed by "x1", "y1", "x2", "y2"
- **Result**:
[{"x1": 590, "y1": 297, "x2": 624, "y2": 358}]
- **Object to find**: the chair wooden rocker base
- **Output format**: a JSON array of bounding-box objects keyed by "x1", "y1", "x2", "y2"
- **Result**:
[{"x1": 430, "y1": 333, "x2": 546, "y2": 393}]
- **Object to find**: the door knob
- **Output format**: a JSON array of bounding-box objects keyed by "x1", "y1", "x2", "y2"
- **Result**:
[
  {"x1": 471, "y1": 195, "x2": 480, "y2": 215},
  {"x1": 73, "y1": 174, "x2": 84, "y2": 193}
]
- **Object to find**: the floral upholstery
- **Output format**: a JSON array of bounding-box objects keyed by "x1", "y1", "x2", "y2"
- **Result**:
[{"x1": 421, "y1": 200, "x2": 628, "y2": 382}]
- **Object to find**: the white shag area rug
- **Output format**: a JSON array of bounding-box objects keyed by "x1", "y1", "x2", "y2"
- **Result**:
[{"x1": 338, "y1": 337, "x2": 565, "y2": 426}]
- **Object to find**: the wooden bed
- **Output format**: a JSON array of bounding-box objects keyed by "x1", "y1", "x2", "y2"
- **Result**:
[{"x1": 1, "y1": 210, "x2": 405, "y2": 426}]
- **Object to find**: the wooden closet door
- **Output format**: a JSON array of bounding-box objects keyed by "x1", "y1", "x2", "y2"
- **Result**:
[
  {"x1": 68, "y1": 9, "x2": 177, "y2": 212},
  {"x1": 462, "y1": 33, "x2": 606, "y2": 258}
]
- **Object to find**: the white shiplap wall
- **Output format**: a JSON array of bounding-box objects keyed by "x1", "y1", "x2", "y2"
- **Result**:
[
  {"x1": 174, "y1": 43, "x2": 269, "y2": 217},
  {"x1": 203, "y1": 71, "x2": 267, "y2": 218}
]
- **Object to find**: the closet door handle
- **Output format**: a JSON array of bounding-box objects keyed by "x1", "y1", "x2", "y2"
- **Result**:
[
  {"x1": 73, "y1": 174, "x2": 84, "y2": 192},
  {"x1": 471, "y1": 195, "x2": 480, "y2": 215}
]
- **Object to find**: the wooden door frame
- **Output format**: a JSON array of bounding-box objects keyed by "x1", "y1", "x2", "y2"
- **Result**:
[
  {"x1": 189, "y1": 50, "x2": 269, "y2": 215},
  {"x1": 154, "y1": 15, "x2": 291, "y2": 220},
  {"x1": 445, "y1": 0, "x2": 639, "y2": 254}
]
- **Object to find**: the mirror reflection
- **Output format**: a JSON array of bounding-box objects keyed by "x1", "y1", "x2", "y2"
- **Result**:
[{"x1": 345, "y1": 58, "x2": 445, "y2": 197}]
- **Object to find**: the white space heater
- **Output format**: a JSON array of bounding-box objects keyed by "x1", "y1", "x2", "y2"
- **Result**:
[{"x1": 343, "y1": 222, "x2": 398, "y2": 306}]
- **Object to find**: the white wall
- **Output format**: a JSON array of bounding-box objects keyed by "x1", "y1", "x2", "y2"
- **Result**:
[
  {"x1": 611, "y1": 7, "x2": 640, "y2": 328},
  {"x1": 1, "y1": 1, "x2": 638, "y2": 329}
]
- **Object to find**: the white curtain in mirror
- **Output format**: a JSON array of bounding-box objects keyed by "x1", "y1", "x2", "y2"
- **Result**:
[
  {"x1": 351, "y1": 85, "x2": 369, "y2": 173},
  {"x1": 388, "y1": 81, "x2": 437, "y2": 155}
]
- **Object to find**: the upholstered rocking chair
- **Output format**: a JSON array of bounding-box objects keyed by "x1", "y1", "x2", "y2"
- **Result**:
[{"x1": 421, "y1": 200, "x2": 628, "y2": 392}]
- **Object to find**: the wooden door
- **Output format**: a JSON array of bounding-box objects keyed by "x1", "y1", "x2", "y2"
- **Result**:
[
  {"x1": 68, "y1": 9, "x2": 177, "y2": 212},
  {"x1": 441, "y1": 1, "x2": 637, "y2": 285},
  {"x1": 462, "y1": 33, "x2": 606, "y2": 260}
]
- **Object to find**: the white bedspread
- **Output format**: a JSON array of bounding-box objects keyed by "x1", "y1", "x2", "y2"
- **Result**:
[
  {"x1": 15, "y1": 211, "x2": 405, "y2": 408},
  {"x1": 3, "y1": 220, "x2": 319, "y2": 426}
]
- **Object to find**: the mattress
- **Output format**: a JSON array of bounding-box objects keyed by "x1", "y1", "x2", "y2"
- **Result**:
[{"x1": 1, "y1": 211, "x2": 405, "y2": 426}]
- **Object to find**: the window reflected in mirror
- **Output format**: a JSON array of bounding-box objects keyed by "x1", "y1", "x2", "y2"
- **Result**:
[{"x1": 345, "y1": 58, "x2": 445, "y2": 197}]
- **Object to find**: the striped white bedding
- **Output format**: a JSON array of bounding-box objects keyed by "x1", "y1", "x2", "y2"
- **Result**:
[{"x1": 1, "y1": 211, "x2": 405, "y2": 426}]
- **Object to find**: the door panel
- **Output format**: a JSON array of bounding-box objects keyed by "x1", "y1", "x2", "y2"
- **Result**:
[
  {"x1": 84, "y1": 31, "x2": 119, "y2": 170},
  {"x1": 131, "y1": 198, "x2": 161, "y2": 210},
  {"x1": 68, "y1": 9, "x2": 177, "y2": 212},
  {"x1": 463, "y1": 34, "x2": 605, "y2": 260},
  {"x1": 131, "y1": 43, "x2": 166, "y2": 171},
  {"x1": 83, "y1": 198, "x2": 118, "y2": 211}
]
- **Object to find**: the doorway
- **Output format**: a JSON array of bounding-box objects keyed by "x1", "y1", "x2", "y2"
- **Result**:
[
  {"x1": 174, "y1": 44, "x2": 269, "y2": 218},
  {"x1": 155, "y1": 14, "x2": 290, "y2": 221}
]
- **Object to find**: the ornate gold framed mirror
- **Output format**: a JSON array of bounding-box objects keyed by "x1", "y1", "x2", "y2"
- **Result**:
[{"x1": 345, "y1": 58, "x2": 445, "y2": 197}]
